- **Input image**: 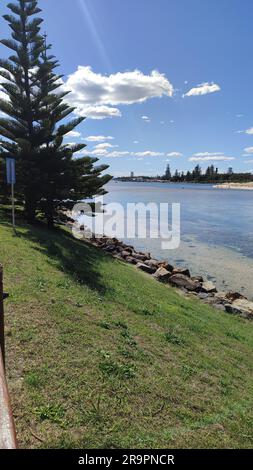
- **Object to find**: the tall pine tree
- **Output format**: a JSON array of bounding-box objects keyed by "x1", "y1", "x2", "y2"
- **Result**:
[
  {"x1": 0, "y1": 0, "x2": 45, "y2": 222},
  {"x1": 34, "y1": 36, "x2": 111, "y2": 227},
  {"x1": 0, "y1": 0, "x2": 111, "y2": 227}
]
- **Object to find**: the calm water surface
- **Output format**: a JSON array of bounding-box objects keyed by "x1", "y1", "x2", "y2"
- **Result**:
[{"x1": 104, "y1": 181, "x2": 253, "y2": 299}]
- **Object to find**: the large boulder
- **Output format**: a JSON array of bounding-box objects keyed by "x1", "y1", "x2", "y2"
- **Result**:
[
  {"x1": 214, "y1": 292, "x2": 228, "y2": 304},
  {"x1": 192, "y1": 275, "x2": 204, "y2": 283},
  {"x1": 201, "y1": 281, "x2": 217, "y2": 294},
  {"x1": 169, "y1": 274, "x2": 201, "y2": 292},
  {"x1": 145, "y1": 259, "x2": 160, "y2": 269},
  {"x1": 225, "y1": 292, "x2": 246, "y2": 303},
  {"x1": 125, "y1": 256, "x2": 138, "y2": 265},
  {"x1": 172, "y1": 267, "x2": 191, "y2": 278},
  {"x1": 136, "y1": 263, "x2": 156, "y2": 274},
  {"x1": 158, "y1": 261, "x2": 174, "y2": 272},
  {"x1": 121, "y1": 250, "x2": 132, "y2": 258},
  {"x1": 134, "y1": 253, "x2": 149, "y2": 262},
  {"x1": 225, "y1": 299, "x2": 253, "y2": 319},
  {"x1": 153, "y1": 267, "x2": 172, "y2": 282}
]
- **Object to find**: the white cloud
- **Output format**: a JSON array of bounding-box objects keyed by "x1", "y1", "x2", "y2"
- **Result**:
[
  {"x1": 79, "y1": 105, "x2": 121, "y2": 119},
  {"x1": 133, "y1": 151, "x2": 164, "y2": 157},
  {"x1": 244, "y1": 160, "x2": 253, "y2": 164},
  {"x1": 133, "y1": 140, "x2": 139, "y2": 144},
  {"x1": 66, "y1": 130, "x2": 82, "y2": 138},
  {"x1": 141, "y1": 115, "x2": 151, "y2": 123},
  {"x1": 184, "y1": 82, "x2": 220, "y2": 97},
  {"x1": 189, "y1": 155, "x2": 235, "y2": 162},
  {"x1": 84, "y1": 135, "x2": 114, "y2": 142},
  {"x1": 89, "y1": 146, "x2": 168, "y2": 159},
  {"x1": 244, "y1": 147, "x2": 253, "y2": 154},
  {"x1": 167, "y1": 152, "x2": 183, "y2": 157},
  {"x1": 245, "y1": 128, "x2": 253, "y2": 135},
  {"x1": 90, "y1": 143, "x2": 119, "y2": 155},
  {"x1": 105, "y1": 151, "x2": 130, "y2": 158},
  {"x1": 94, "y1": 143, "x2": 117, "y2": 150},
  {"x1": 193, "y1": 152, "x2": 224, "y2": 157},
  {"x1": 64, "y1": 66, "x2": 174, "y2": 119}
]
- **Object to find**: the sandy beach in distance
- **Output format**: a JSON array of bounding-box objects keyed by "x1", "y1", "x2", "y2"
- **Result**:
[{"x1": 214, "y1": 182, "x2": 253, "y2": 190}]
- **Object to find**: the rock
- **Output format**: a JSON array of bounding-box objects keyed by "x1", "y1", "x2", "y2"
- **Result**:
[
  {"x1": 198, "y1": 292, "x2": 210, "y2": 300},
  {"x1": 153, "y1": 267, "x2": 172, "y2": 282},
  {"x1": 125, "y1": 256, "x2": 138, "y2": 265},
  {"x1": 145, "y1": 259, "x2": 159, "y2": 269},
  {"x1": 105, "y1": 239, "x2": 116, "y2": 246},
  {"x1": 201, "y1": 281, "x2": 217, "y2": 294},
  {"x1": 159, "y1": 262, "x2": 174, "y2": 272},
  {"x1": 169, "y1": 274, "x2": 201, "y2": 292},
  {"x1": 136, "y1": 263, "x2": 156, "y2": 274},
  {"x1": 192, "y1": 275, "x2": 204, "y2": 283},
  {"x1": 225, "y1": 299, "x2": 253, "y2": 319},
  {"x1": 214, "y1": 304, "x2": 226, "y2": 312},
  {"x1": 134, "y1": 253, "x2": 148, "y2": 262},
  {"x1": 172, "y1": 267, "x2": 191, "y2": 278},
  {"x1": 225, "y1": 292, "x2": 246, "y2": 302},
  {"x1": 214, "y1": 292, "x2": 228, "y2": 304},
  {"x1": 121, "y1": 250, "x2": 132, "y2": 258},
  {"x1": 113, "y1": 254, "x2": 123, "y2": 260},
  {"x1": 103, "y1": 245, "x2": 116, "y2": 253}
]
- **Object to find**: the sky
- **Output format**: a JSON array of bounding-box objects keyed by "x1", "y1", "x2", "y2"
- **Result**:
[{"x1": 1, "y1": 0, "x2": 253, "y2": 176}]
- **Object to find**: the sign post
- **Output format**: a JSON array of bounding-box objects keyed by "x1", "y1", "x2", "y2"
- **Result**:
[{"x1": 6, "y1": 158, "x2": 16, "y2": 231}]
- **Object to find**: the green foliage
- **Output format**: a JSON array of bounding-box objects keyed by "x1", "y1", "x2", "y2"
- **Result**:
[
  {"x1": 0, "y1": 0, "x2": 111, "y2": 226},
  {"x1": 35, "y1": 404, "x2": 66, "y2": 426}
]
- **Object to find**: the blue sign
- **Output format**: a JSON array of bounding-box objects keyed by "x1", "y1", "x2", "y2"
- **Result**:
[{"x1": 6, "y1": 158, "x2": 16, "y2": 185}]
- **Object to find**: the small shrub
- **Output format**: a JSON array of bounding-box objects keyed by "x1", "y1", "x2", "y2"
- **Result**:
[
  {"x1": 165, "y1": 329, "x2": 185, "y2": 346},
  {"x1": 25, "y1": 372, "x2": 42, "y2": 388},
  {"x1": 99, "y1": 360, "x2": 136, "y2": 379},
  {"x1": 98, "y1": 321, "x2": 111, "y2": 330},
  {"x1": 35, "y1": 404, "x2": 66, "y2": 426}
]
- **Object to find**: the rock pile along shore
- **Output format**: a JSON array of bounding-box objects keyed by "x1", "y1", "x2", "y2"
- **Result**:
[{"x1": 89, "y1": 235, "x2": 253, "y2": 320}]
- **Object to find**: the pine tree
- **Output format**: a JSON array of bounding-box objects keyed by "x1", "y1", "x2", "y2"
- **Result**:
[
  {"x1": 164, "y1": 164, "x2": 171, "y2": 180},
  {"x1": 0, "y1": 0, "x2": 45, "y2": 222},
  {"x1": 32, "y1": 36, "x2": 111, "y2": 228},
  {"x1": 0, "y1": 1, "x2": 112, "y2": 226}
]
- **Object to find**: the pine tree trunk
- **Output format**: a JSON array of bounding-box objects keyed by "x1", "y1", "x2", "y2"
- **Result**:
[
  {"x1": 46, "y1": 205, "x2": 55, "y2": 229},
  {"x1": 47, "y1": 215, "x2": 54, "y2": 229},
  {"x1": 25, "y1": 197, "x2": 36, "y2": 225}
]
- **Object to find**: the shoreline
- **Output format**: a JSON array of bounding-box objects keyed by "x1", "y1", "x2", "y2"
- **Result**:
[
  {"x1": 85, "y1": 233, "x2": 253, "y2": 320},
  {"x1": 114, "y1": 179, "x2": 253, "y2": 188},
  {"x1": 214, "y1": 183, "x2": 253, "y2": 190}
]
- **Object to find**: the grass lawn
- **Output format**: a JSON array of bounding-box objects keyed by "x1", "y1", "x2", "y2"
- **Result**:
[{"x1": 0, "y1": 208, "x2": 253, "y2": 449}]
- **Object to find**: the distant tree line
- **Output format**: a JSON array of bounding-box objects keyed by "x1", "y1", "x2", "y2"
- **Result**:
[
  {"x1": 116, "y1": 164, "x2": 253, "y2": 183},
  {"x1": 162, "y1": 164, "x2": 253, "y2": 183}
]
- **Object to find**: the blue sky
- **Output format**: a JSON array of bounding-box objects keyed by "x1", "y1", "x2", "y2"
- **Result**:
[{"x1": 1, "y1": 0, "x2": 253, "y2": 176}]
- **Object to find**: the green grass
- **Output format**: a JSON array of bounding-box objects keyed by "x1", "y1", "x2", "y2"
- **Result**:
[{"x1": 0, "y1": 208, "x2": 253, "y2": 449}]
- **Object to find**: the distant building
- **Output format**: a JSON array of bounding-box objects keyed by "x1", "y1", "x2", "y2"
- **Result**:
[{"x1": 130, "y1": 171, "x2": 134, "y2": 178}]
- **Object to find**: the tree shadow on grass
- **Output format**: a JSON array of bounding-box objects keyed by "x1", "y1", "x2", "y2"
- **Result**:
[{"x1": 19, "y1": 222, "x2": 111, "y2": 295}]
